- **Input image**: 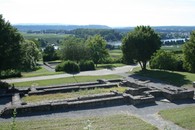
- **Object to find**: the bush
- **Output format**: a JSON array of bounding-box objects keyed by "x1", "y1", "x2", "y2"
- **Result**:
[
  {"x1": 0, "y1": 69, "x2": 21, "y2": 79},
  {"x1": 55, "y1": 62, "x2": 64, "y2": 72},
  {"x1": 150, "y1": 50, "x2": 178, "y2": 71},
  {"x1": 55, "y1": 60, "x2": 80, "y2": 73},
  {"x1": 79, "y1": 60, "x2": 95, "y2": 71},
  {"x1": 0, "y1": 81, "x2": 11, "y2": 89}
]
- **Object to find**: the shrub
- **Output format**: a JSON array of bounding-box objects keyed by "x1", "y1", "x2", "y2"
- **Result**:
[
  {"x1": 0, "y1": 81, "x2": 11, "y2": 89},
  {"x1": 79, "y1": 60, "x2": 95, "y2": 71},
  {"x1": 150, "y1": 50, "x2": 178, "y2": 71},
  {"x1": 55, "y1": 60, "x2": 80, "y2": 73},
  {"x1": 55, "y1": 62, "x2": 64, "y2": 72},
  {"x1": 0, "y1": 69, "x2": 21, "y2": 79}
]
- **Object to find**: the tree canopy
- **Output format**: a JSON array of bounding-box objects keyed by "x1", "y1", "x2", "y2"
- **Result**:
[
  {"x1": 183, "y1": 31, "x2": 195, "y2": 73},
  {"x1": 0, "y1": 14, "x2": 23, "y2": 71},
  {"x1": 86, "y1": 35, "x2": 109, "y2": 66},
  {"x1": 150, "y1": 50, "x2": 178, "y2": 71},
  {"x1": 60, "y1": 36, "x2": 89, "y2": 62},
  {"x1": 20, "y1": 40, "x2": 41, "y2": 71},
  {"x1": 43, "y1": 45, "x2": 58, "y2": 62},
  {"x1": 122, "y1": 26, "x2": 162, "y2": 70}
]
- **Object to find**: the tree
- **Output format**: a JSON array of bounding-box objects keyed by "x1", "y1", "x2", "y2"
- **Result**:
[
  {"x1": 60, "y1": 36, "x2": 89, "y2": 62},
  {"x1": 183, "y1": 31, "x2": 195, "y2": 73},
  {"x1": 86, "y1": 35, "x2": 109, "y2": 66},
  {"x1": 149, "y1": 50, "x2": 178, "y2": 71},
  {"x1": 43, "y1": 45, "x2": 58, "y2": 61},
  {"x1": 122, "y1": 26, "x2": 162, "y2": 70},
  {"x1": 20, "y1": 40, "x2": 41, "y2": 71},
  {"x1": 0, "y1": 14, "x2": 23, "y2": 72}
]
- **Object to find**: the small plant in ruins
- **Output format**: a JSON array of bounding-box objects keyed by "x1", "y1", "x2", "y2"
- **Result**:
[
  {"x1": 11, "y1": 108, "x2": 17, "y2": 130},
  {"x1": 83, "y1": 119, "x2": 93, "y2": 130}
]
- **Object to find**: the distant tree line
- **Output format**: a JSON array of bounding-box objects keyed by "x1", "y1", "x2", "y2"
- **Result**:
[{"x1": 27, "y1": 29, "x2": 123, "y2": 42}]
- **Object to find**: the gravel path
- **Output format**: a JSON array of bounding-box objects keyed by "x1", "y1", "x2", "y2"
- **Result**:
[{"x1": 2, "y1": 65, "x2": 137, "y2": 83}]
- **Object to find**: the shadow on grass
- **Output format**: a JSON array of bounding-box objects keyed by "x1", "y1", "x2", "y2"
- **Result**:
[{"x1": 131, "y1": 69, "x2": 191, "y2": 87}]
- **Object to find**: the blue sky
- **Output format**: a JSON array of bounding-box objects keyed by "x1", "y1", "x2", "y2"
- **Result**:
[{"x1": 0, "y1": 0, "x2": 195, "y2": 27}]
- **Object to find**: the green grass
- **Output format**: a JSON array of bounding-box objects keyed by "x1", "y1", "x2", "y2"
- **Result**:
[
  {"x1": 161, "y1": 45, "x2": 183, "y2": 51},
  {"x1": 109, "y1": 49, "x2": 122, "y2": 59},
  {"x1": 22, "y1": 33, "x2": 68, "y2": 44},
  {"x1": 14, "y1": 75, "x2": 122, "y2": 87},
  {"x1": 0, "y1": 114, "x2": 157, "y2": 130},
  {"x1": 159, "y1": 106, "x2": 195, "y2": 130},
  {"x1": 22, "y1": 67, "x2": 63, "y2": 78},
  {"x1": 97, "y1": 63, "x2": 125, "y2": 70},
  {"x1": 22, "y1": 87, "x2": 128, "y2": 103},
  {"x1": 131, "y1": 67, "x2": 195, "y2": 87}
]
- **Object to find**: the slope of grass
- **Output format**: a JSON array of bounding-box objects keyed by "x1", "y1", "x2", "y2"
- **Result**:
[
  {"x1": 22, "y1": 67, "x2": 63, "y2": 78},
  {"x1": 14, "y1": 75, "x2": 122, "y2": 87},
  {"x1": 159, "y1": 106, "x2": 195, "y2": 130},
  {"x1": 22, "y1": 87, "x2": 128, "y2": 103},
  {"x1": 0, "y1": 114, "x2": 157, "y2": 130},
  {"x1": 131, "y1": 67, "x2": 195, "y2": 87},
  {"x1": 97, "y1": 63, "x2": 125, "y2": 70}
]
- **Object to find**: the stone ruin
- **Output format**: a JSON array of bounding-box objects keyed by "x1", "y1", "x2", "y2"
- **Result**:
[{"x1": 0, "y1": 78, "x2": 194, "y2": 117}]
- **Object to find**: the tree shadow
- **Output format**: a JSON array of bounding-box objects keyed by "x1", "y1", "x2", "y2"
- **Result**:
[{"x1": 130, "y1": 69, "x2": 191, "y2": 87}]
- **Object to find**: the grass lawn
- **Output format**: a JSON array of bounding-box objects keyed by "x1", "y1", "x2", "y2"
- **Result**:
[
  {"x1": 109, "y1": 49, "x2": 122, "y2": 59},
  {"x1": 159, "y1": 106, "x2": 195, "y2": 130},
  {"x1": 131, "y1": 67, "x2": 195, "y2": 87},
  {"x1": 22, "y1": 87, "x2": 128, "y2": 103},
  {"x1": 161, "y1": 45, "x2": 183, "y2": 51},
  {"x1": 22, "y1": 67, "x2": 63, "y2": 78},
  {"x1": 97, "y1": 63, "x2": 125, "y2": 70},
  {"x1": 14, "y1": 75, "x2": 123, "y2": 87},
  {"x1": 0, "y1": 114, "x2": 157, "y2": 130}
]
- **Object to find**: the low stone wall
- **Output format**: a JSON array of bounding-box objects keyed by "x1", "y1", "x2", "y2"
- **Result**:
[
  {"x1": 0, "y1": 93, "x2": 125, "y2": 117},
  {"x1": 28, "y1": 83, "x2": 118, "y2": 96}
]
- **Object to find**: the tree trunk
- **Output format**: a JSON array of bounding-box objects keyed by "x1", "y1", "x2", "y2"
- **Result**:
[{"x1": 142, "y1": 61, "x2": 147, "y2": 71}]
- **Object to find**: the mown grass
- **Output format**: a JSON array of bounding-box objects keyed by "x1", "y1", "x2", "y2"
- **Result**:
[
  {"x1": 131, "y1": 67, "x2": 195, "y2": 87},
  {"x1": 0, "y1": 114, "x2": 157, "y2": 130},
  {"x1": 22, "y1": 67, "x2": 63, "y2": 78},
  {"x1": 22, "y1": 87, "x2": 128, "y2": 103},
  {"x1": 109, "y1": 49, "x2": 122, "y2": 59},
  {"x1": 161, "y1": 45, "x2": 183, "y2": 51},
  {"x1": 97, "y1": 63, "x2": 125, "y2": 70},
  {"x1": 159, "y1": 106, "x2": 195, "y2": 130},
  {"x1": 14, "y1": 75, "x2": 122, "y2": 87}
]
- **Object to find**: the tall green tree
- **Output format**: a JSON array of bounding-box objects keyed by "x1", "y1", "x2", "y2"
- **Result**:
[
  {"x1": 0, "y1": 14, "x2": 23, "y2": 72},
  {"x1": 86, "y1": 35, "x2": 109, "y2": 66},
  {"x1": 122, "y1": 26, "x2": 162, "y2": 70},
  {"x1": 183, "y1": 31, "x2": 195, "y2": 73},
  {"x1": 43, "y1": 45, "x2": 58, "y2": 61},
  {"x1": 60, "y1": 36, "x2": 89, "y2": 62},
  {"x1": 20, "y1": 40, "x2": 41, "y2": 71}
]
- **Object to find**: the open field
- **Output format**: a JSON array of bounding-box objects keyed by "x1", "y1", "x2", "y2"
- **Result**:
[
  {"x1": 14, "y1": 75, "x2": 122, "y2": 87},
  {"x1": 21, "y1": 33, "x2": 67, "y2": 44},
  {"x1": 0, "y1": 114, "x2": 157, "y2": 130},
  {"x1": 159, "y1": 106, "x2": 195, "y2": 130},
  {"x1": 131, "y1": 67, "x2": 195, "y2": 87},
  {"x1": 161, "y1": 45, "x2": 183, "y2": 51},
  {"x1": 108, "y1": 49, "x2": 122, "y2": 59},
  {"x1": 22, "y1": 87, "x2": 128, "y2": 103}
]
